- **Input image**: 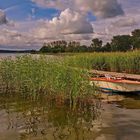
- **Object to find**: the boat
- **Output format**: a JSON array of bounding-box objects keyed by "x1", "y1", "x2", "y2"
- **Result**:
[{"x1": 89, "y1": 70, "x2": 140, "y2": 93}]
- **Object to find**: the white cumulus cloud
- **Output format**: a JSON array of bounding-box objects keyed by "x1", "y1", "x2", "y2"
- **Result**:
[
  {"x1": 0, "y1": 9, "x2": 93, "y2": 49},
  {"x1": 31, "y1": 8, "x2": 93, "y2": 39},
  {"x1": 1, "y1": 0, "x2": 140, "y2": 49}
]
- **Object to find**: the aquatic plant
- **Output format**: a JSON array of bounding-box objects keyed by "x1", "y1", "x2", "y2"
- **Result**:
[
  {"x1": 0, "y1": 55, "x2": 95, "y2": 107},
  {"x1": 63, "y1": 51, "x2": 140, "y2": 74},
  {"x1": 0, "y1": 51, "x2": 139, "y2": 107}
]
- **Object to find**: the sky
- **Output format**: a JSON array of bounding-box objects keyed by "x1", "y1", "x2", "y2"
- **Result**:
[{"x1": 0, "y1": 0, "x2": 140, "y2": 49}]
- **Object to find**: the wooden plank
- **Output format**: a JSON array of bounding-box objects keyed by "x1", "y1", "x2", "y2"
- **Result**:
[{"x1": 89, "y1": 70, "x2": 140, "y2": 80}]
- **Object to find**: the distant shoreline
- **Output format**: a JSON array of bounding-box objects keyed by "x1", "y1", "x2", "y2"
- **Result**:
[{"x1": 0, "y1": 50, "x2": 36, "y2": 54}]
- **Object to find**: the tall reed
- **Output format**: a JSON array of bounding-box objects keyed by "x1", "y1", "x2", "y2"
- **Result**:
[
  {"x1": 0, "y1": 51, "x2": 139, "y2": 106},
  {"x1": 63, "y1": 51, "x2": 140, "y2": 74},
  {"x1": 0, "y1": 55, "x2": 95, "y2": 105}
]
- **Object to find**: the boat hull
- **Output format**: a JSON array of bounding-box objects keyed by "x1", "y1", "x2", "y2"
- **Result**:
[{"x1": 90, "y1": 79, "x2": 140, "y2": 93}]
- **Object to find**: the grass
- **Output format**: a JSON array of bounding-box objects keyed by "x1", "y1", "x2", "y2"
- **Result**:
[
  {"x1": 0, "y1": 55, "x2": 95, "y2": 108},
  {"x1": 0, "y1": 51, "x2": 139, "y2": 107},
  {"x1": 63, "y1": 51, "x2": 140, "y2": 74}
]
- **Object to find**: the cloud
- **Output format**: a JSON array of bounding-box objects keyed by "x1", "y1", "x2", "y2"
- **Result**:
[
  {"x1": 91, "y1": 14, "x2": 140, "y2": 44},
  {"x1": 1, "y1": 0, "x2": 140, "y2": 49},
  {"x1": 111, "y1": 17, "x2": 138, "y2": 27},
  {"x1": 0, "y1": 10, "x2": 7, "y2": 25},
  {"x1": 32, "y1": 0, "x2": 124, "y2": 18},
  {"x1": 0, "y1": 9, "x2": 93, "y2": 49},
  {"x1": 75, "y1": 0, "x2": 124, "y2": 18},
  {"x1": 118, "y1": 0, "x2": 140, "y2": 13},
  {"x1": 32, "y1": 8, "x2": 93, "y2": 38},
  {"x1": 51, "y1": 8, "x2": 93, "y2": 34},
  {"x1": 0, "y1": 28, "x2": 30, "y2": 48}
]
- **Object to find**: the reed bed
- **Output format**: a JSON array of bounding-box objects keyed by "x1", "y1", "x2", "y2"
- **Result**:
[
  {"x1": 0, "y1": 51, "x2": 139, "y2": 106},
  {"x1": 0, "y1": 55, "x2": 95, "y2": 105},
  {"x1": 63, "y1": 51, "x2": 140, "y2": 74}
]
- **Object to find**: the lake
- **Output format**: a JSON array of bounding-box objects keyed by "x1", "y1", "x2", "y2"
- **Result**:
[
  {"x1": 0, "y1": 93, "x2": 140, "y2": 140},
  {"x1": 0, "y1": 53, "x2": 140, "y2": 140},
  {"x1": 0, "y1": 53, "x2": 28, "y2": 58}
]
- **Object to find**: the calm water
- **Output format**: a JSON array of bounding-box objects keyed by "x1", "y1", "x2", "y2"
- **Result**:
[
  {"x1": 0, "y1": 53, "x2": 28, "y2": 58},
  {"x1": 0, "y1": 94, "x2": 140, "y2": 140}
]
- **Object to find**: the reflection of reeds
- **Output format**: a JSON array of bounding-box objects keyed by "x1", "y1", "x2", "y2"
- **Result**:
[
  {"x1": 0, "y1": 55, "x2": 95, "y2": 107},
  {"x1": 0, "y1": 95, "x2": 101, "y2": 139}
]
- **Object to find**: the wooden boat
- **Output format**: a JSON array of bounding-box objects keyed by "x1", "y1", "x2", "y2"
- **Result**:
[{"x1": 89, "y1": 70, "x2": 140, "y2": 93}]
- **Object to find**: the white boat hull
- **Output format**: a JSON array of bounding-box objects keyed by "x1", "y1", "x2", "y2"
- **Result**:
[{"x1": 90, "y1": 80, "x2": 140, "y2": 93}]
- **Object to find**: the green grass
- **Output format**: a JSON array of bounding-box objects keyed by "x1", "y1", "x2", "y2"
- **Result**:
[
  {"x1": 63, "y1": 51, "x2": 140, "y2": 74},
  {"x1": 0, "y1": 51, "x2": 139, "y2": 107},
  {"x1": 0, "y1": 55, "x2": 95, "y2": 105}
]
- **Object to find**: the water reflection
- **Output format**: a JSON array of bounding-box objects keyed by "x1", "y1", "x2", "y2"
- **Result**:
[
  {"x1": 0, "y1": 95, "x2": 102, "y2": 140},
  {"x1": 0, "y1": 94, "x2": 140, "y2": 140}
]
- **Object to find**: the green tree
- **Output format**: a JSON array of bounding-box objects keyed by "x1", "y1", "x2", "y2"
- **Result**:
[
  {"x1": 40, "y1": 43, "x2": 51, "y2": 53},
  {"x1": 110, "y1": 35, "x2": 132, "y2": 51},
  {"x1": 66, "y1": 41, "x2": 81, "y2": 52},
  {"x1": 90, "y1": 38, "x2": 102, "y2": 52},
  {"x1": 132, "y1": 29, "x2": 140, "y2": 37},
  {"x1": 102, "y1": 42, "x2": 111, "y2": 52},
  {"x1": 131, "y1": 29, "x2": 140, "y2": 50}
]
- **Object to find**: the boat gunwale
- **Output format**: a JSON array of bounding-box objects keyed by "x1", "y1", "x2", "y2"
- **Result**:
[
  {"x1": 90, "y1": 77, "x2": 140, "y2": 85},
  {"x1": 90, "y1": 70, "x2": 140, "y2": 81}
]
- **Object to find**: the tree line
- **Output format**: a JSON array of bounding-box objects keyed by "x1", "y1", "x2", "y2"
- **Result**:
[{"x1": 40, "y1": 29, "x2": 140, "y2": 53}]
